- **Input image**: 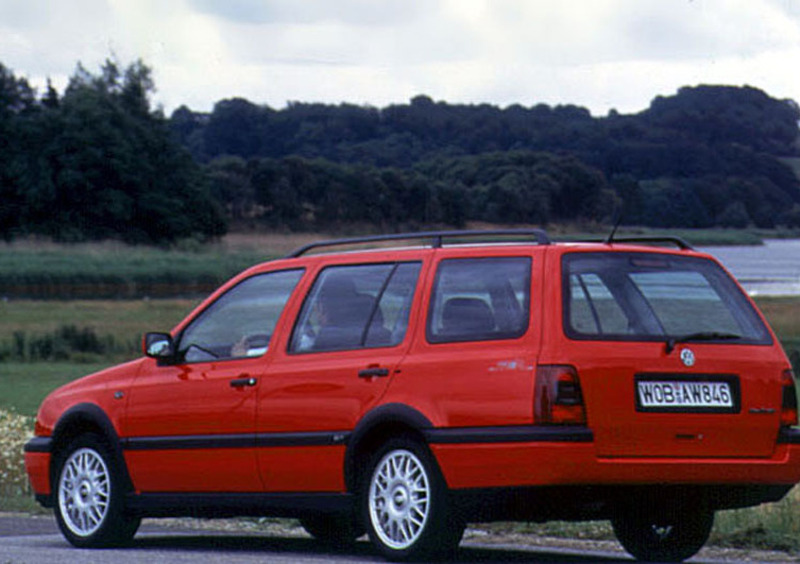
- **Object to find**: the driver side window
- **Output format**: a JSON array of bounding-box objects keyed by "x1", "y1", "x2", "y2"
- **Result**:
[{"x1": 178, "y1": 269, "x2": 304, "y2": 363}]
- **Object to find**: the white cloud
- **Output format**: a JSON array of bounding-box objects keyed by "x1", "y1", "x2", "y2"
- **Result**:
[
  {"x1": 0, "y1": 0, "x2": 799, "y2": 116},
  {"x1": 187, "y1": 0, "x2": 427, "y2": 26}
]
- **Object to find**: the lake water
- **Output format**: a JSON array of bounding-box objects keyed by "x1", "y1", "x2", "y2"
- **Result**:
[{"x1": 700, "y1": 239, "x2": 800, "y2": 297}]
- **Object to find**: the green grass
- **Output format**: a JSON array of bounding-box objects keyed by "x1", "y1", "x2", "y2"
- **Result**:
[
  {"x1": 0, "y1": 299, "x2": 198, "y2": 416},
  {"x1": 0, "y1": 298, "x2": 199, "y2": 340},
  {"x1": 3, "y1": 229, "x2": 800, "y2": 300},
  {"x1": 0, "y1": 241, "x2": 269, "y2": 298},
  {"x1": 712, "y1": 486, "x2": 800, "y2": 552},
  {"x1": 0, "y1": 363, "x2": 112, "y2": 417}
]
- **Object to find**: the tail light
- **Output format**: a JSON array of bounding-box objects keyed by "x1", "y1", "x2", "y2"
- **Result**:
[
  {"x1": 535, "y1": 365, "x2": 586, "y2": 425},
  {"x1": 781, "y1": 369, "x2": 798, "y2": 427}
]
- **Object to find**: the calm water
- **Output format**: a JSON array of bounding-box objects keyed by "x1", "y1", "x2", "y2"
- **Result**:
[{"x1": 700, "y1": 239, "x2": 800, "y2": 297}]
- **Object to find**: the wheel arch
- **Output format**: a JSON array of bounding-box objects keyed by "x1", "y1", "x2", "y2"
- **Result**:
[
  {"x1": 344, "y1": 403, "x2": 433, "y2": 492},
  {"x1": 50, "y1": 403, "x2": 134, "y2": 498}
]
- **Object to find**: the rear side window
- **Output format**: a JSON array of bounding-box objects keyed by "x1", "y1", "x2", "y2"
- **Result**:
[
  {"x1": 290, "y1": 262, "x2": 421, "y2": 353},
  {"x1": 427, "y1": 257, "x2": 531, "y2": 343},
  {"x1": 563, "y1": 252, "x2": 771, "y2": 344}
]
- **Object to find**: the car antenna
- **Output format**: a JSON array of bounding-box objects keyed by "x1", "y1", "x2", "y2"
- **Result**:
[{"x1": 604, "y1": 210, "x2": 624, "y2": 245}]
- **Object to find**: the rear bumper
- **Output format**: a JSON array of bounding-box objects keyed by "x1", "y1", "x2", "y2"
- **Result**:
[{"x1": 430, "y1": 426, "x2": 800, "y2": 490}]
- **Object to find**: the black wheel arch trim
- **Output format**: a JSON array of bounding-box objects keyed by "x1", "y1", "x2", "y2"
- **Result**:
[
  {"x1": 48, "y1": 403, "x2": 135, "y2": 500},
  {"x1": 344, "y1": 403, "x2": 434, "y2": 491}
]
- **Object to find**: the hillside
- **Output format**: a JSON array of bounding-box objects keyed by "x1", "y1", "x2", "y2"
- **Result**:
[
  {"x1": 173, "y1": 85, "x2": 800, "y2": 231},
  {"x1": 2, "y1": 57, "x2": 800, "y2": 243}
]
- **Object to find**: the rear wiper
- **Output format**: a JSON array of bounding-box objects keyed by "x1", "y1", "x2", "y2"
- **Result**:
[{"x1": 665, "y1": 332, "x2": 742, "y2": 354}]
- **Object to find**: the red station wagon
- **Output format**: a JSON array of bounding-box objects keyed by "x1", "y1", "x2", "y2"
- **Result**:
[{"x1": 24, "y1": 230, "x2": 800, "y2": 562}]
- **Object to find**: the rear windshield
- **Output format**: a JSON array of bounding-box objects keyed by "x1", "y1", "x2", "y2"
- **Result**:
[{"x1": 563, "y1": 252, "x2": 771, "y2": 345}]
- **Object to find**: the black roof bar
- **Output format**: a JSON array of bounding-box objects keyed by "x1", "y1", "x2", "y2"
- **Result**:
[
  {"x1": 286, "y1": 229, "x2": 551, "y2": 258},
  {"x1": 586, "y1": 236, "x2": 694, "y2": 250}
]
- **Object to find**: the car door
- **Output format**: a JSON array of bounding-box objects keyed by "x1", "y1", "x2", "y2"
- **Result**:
[
  {"x1": 395, "y1": 250, "x2": 542, "y2": 430},
  {"x1": 122, "y1": 268, "x2": 304, "y2": 492},
  {"x1": 255, "y1": 258, "x2": 425, "y2": 492}
]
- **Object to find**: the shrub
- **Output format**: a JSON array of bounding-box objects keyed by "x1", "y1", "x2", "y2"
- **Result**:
[
  {"x1": 0, "y1": 325, "x2": 129, "y2": 362},
  {"x1": 0, "y1": 408, "x2": 33, "y2": 496}
]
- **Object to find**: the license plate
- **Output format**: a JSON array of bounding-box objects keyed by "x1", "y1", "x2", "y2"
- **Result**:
[{"x1": 637, "y1": 380, "x2": 733, "y2": 410}]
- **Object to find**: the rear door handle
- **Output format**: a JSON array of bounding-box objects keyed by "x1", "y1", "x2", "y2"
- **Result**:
[
  {"x1": 230, "y1": 376, "x2": 257, "y2": 388},
  {"x1": 358, "y1": 367, "x2": 390, "y2": 378}
]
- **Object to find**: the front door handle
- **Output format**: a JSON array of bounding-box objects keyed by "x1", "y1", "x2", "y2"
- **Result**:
[
  {"x1": 230, "y1": 376, "x2": 257, "y2": 388},
  {"x1": 358, "y1": 367, "x2": 390, "y2": 378}
]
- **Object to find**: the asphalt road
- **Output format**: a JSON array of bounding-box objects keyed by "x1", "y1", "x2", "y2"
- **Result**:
[
  {"x1": 0, "y1": 514, "x2": 775, "y2": 564},
  {"x1": 0, "y1": 514, "x2": 637, "y2": 564}
]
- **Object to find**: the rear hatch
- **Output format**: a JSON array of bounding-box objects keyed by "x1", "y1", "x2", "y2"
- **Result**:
[{"x1": 561, "y1": 250, "x2": 784, "y2": 459}]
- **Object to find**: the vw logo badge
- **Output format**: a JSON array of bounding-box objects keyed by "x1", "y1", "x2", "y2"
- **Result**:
[{"x1": 680, "y1": 348, "x2": 695, "y2": 367}]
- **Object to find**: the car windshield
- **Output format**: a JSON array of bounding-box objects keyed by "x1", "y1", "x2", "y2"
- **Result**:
[{"x1": 563, "y1": 252, "x2": 771, "y2": 344}]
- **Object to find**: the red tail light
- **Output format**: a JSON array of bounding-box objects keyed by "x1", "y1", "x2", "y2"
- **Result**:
[
  {"x1": 781, "y1": 369, "x2": 798, "y2": 427},
  {"x1": 535, "y1": 365, "x2": 586, "y2": 425}
]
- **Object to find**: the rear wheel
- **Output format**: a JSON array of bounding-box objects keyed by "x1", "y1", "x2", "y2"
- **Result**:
[
  {"x1": 54, "y1": 434, "x2": 140, "y2": 548},
  {"x1": 362, "y1": 437, "x2": 462, "y2": 561},
  {"x1": 612, "y1": 505, "x2": 714, "y2": 562}
]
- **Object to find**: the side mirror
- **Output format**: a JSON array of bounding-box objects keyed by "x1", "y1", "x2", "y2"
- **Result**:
[{"x1": 143, "y1": 332, "x2": 176, "y2": 360}]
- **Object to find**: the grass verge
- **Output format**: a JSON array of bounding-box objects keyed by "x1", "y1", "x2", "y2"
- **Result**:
[
  {"x1": 0, "y1": 240, "x2": 267, "y2": 299},
  {"x1": 0, "y1": 363, "x2": 112, "y2": 417}
]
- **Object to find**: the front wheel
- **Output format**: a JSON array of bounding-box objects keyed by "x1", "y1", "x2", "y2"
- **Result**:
[
  {"x1": 612, "y1": 506, "x2": 714, "y2": 562},
  {"x1": 362, "y1": 438, "x2": 462, "y2": 561},
  {"x1": 54, "y1": 434, "x2": 140, "y2": 548}
]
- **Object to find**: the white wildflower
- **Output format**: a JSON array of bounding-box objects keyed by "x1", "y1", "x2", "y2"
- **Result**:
[{"x1": 0, "y1": 408, "x2": 34, "y2": 496}]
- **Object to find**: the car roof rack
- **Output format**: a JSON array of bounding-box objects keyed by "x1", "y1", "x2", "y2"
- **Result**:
[
  {"x1": 583, "y1": 236, "x2": 694, "y2": 250},
  {"x1": 286, "y1": 229, "x2": 551, "y2": 258}
]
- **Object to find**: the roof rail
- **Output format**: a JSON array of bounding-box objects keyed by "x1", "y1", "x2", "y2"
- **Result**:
[
  {"x1": 588, "y1": 236, "x2": 694, "y2": 250},
  {"x1": 286, "y1": 229, "x2": 551, "y2": 258}
]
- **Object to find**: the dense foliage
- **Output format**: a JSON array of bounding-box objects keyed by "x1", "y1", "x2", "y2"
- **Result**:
[
  {"x1": 177, "y1": 86, "x2": 800, "y2": 231},
  {"x1": 2, "y1": 56, "x2": 800, "y2": 242},
  {"x1": 0, "y1": 60, "x2": 226, "y2": 243}
]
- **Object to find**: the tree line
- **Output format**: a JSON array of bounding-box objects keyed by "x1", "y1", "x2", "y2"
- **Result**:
[
  {"x1": 2, "y1": 58, "x2": 800, "y2": 244},
  {"x1": 0, "y1": 60, "x2": 225, "y2": 243},
  {"x1": 184, "y1": 87, "x2": 800, "y2": 231}
]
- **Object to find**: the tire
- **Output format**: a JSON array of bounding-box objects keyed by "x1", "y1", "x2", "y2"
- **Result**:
[
  {"x1": 362, "y1": 437, "x2": 462, "y2": 561},
  {"x1": 54, "y1": 433, "x2": 140, "y2": 548},
  {"x1": 300, "y1": 514, "x2": 365, "y2": 546},
  {"x1": 611, "y1": 505, "x2": 714, "y2": 562}
]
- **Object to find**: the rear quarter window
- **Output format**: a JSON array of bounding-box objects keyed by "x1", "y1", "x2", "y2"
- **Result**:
[
  {"x1": 427, "y1": 257, "x2": 531, "y2": 343},
  {"x1": 563, "y1": 252, "x2": 771, "y2": 344}
]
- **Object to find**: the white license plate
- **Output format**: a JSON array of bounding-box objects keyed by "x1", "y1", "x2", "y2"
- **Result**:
[{"x1": 637, "y1": 381, "x2": 733, "y2": 409}]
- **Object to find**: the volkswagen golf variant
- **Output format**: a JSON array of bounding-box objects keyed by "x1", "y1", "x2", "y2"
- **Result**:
[{"x1": 25, "y1": 230, "x2": 800, "y2": 562}]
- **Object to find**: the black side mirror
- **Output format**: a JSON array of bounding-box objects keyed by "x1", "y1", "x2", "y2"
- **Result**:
[{"x1": 143, "y1": 332, "x2": 176, "y2": 360}]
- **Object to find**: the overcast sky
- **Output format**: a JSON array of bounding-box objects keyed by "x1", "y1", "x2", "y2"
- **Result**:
[{"x1": 1, "y1": 0, "x2": 799, "y2": 116}]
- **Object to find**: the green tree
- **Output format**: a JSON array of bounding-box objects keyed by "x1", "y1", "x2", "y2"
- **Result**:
[
  {"x1": 20, "y1": 59, "x2": 226, "y2": 243},
  {"x1": 0, "y1": 63, "x2": 36, "y2": 239}
]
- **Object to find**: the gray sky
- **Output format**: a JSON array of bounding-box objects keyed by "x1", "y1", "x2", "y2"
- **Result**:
[{"x1": 1, "y1": 0, "x2": 799, "y2": 116}]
